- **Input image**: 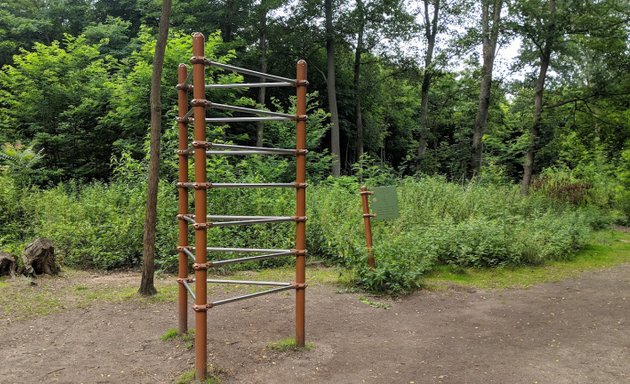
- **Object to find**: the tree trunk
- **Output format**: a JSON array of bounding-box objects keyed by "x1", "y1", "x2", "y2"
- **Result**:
[
  {"x1": 325, "y1": 0, "x2": 342, "y2": 176},
  {"x1": 221, "y1": 0, "x2": 235, "y2": 43},
  {"x1": 22, "y1": 238, "x2": 58, "y2": 275},
  {"x1": 354, "y1": 0, "x2": 365, "y2": 160},
  {"x1": 417, "y1": 0, "x2": 440, "y2": 160},
  {"x1": 256, "y1": 9, "x2": 268, "y2": 147},
  {"x1": 471, "y1": 0, "x2": 503, "y2": 177},
  {"x1": 140, "y1": 0, "x2": 171, "y2": 296},
  {"x1": 521, "y1": 0, "x2": 555, "y2": 195}
]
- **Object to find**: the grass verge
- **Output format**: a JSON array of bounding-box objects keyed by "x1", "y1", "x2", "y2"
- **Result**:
[{"x1": 424, "y1": 229, "x2": 630, "y2": 289}]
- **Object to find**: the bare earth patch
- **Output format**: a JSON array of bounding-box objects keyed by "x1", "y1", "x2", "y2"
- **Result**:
[{"x1": 0, "y1": 264, "x2": 628, "y2": 384}]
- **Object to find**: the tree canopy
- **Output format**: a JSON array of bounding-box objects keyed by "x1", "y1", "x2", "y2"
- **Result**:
[{"x1": 0, "y1": 0, "x2": 627, "y2": 193}]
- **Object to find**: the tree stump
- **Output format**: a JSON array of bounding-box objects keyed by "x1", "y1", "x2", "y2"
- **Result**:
[
  {"x1": 0, "y1": 252, "x2": 15, "y2": 276},
  {"x1": 22, "y1": 238, "x2": 59, "y2": 275}
]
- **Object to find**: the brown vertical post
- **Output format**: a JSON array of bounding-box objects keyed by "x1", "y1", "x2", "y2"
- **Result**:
[
  {"x1": 192, "y1": 33, "x2": 208, "y2": 382},
  {"x1": 295, "y1": 60, "x2": 307, "y2": 347},
  {"x1": 360, "y1": 186, "x2": 375, "y2": 269},
  {"x1": 177, "y1": 64, "x2": 189, "y2": 334}
]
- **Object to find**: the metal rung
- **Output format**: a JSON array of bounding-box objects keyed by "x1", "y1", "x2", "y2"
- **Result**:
[
  {"x1": 206, "y1": 150, "x2": 291, "y2": 156},
  {"x1": 208, "y1": 215, "x2": 291, "y2": 220},
  {"x1": 184, "y1": 143, "x2": 295, "y2": 156},
  {"x1": 183, "y1": 214, "x2": 293, "y2": 221},
  {"x1": 215, "y1": 182, "x2": 296, "y2": 188},
  {"x1": 207, "y1": 102, "x2": 295, "y2": 119},
  {"x1": 180, "y1": 248, "x2": 293, "y2": 267},
  {"x1": 211, "y1": 251, "x2": 293, "y2": 266},
  {"x1": 204, "y1": 117, "x2": 292, "y2": 123},
  {"x1": 204, "y1": 60, "x2": 296, "y2": 84},
  {"x1": 204, "y1": 279, "x2": 291, "y2": 287},
  {"x1": 182, "y1": 280, "x2": 196, "y2": 300},
  {"x1": 211, "y1": 217, "x2": 296, "y2": 227},
  {"x1": 206, "y1": 82, "x2": 293, "y2": 89},
  {"x1": 211, "y1": 285, "x2": 293, "y2": 307},
  {"x1": 208, "y1": 142, "x2": 295, "y2": 154},
  {"x1": 178, "y1": 182, "x2": 297, "y2": 189},
  {"x1": 204, "y1": 247, "x2": 293, "y2": 253}
]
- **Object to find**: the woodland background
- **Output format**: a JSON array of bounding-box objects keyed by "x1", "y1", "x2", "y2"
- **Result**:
[{"x1": 0, "y1": 0, "x2": 628, "y2": 293}]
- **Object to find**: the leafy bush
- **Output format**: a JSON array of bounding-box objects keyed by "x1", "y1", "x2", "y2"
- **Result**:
[
  {"x1": 27, "y1": 181, "x2": 145, "y2": 269},
  {"x1": 0, "y1": 167, "x2": 613, "y2": 294},
  {"x1": 0, "y1": 174, "x2": 32, "y2": 253},
  {"x1": 305, "y1": 175, "x2": 611, "y2": 292}
]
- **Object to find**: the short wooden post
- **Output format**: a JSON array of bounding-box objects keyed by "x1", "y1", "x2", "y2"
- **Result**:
[{"x1": 360, "y1": 186, "x2": 375, "y2": 269}]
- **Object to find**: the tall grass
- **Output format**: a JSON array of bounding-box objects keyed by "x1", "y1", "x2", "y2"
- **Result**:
[
  {"x1": 308, "y1": 176, "x2": 610, "y2": 293},
  {"x1": 0, "y1": 174, "x2": 613, "y2": 293}
]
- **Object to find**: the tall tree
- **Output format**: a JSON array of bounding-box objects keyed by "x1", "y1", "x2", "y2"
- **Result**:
[
  {"x1": 139, "y1": 0, "x2": 172, "y2": 296},
  {"x1": 514, "y1": 0, "x2": 630, "y2": 193},
  {"x1": 346, "y1": 0, "x2": 415, "y2": 159},
  {"x1": 325, "y1": 0, "x2": 342, "y2": 176},
  {"x1": 471, "y1": 0, "x2": 503, "y2": 176},
  {"x1": 0, "y1": 36, "x2": 117, "y2": 183},
  {"x1": 517, "y1": 0, "x2": 557, "y2": 194},
  {"x1": 353, "y1": 0, "x2": 366, "y2": 158},
  {"x1": 417, "y1": 0, "x2": 440, "y2": 160},
  {"x1": 254, "y1": 0, "x2": 283, "y2": 147},
  {"x1": 256, "y1": 4, "x2": 269, "y2": 147}
]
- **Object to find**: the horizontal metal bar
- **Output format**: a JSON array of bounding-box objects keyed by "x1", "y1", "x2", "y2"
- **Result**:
[
  {"x1": 205, "y1": 116, "x2": 292, "y2": 123},
  {"x1": 209, "y1": 142, "x2": 295, "y2": 154},
  {"x1": 207, "y1": 215, "x2": 292, "y2": 220},
  {"x1": 214, "y1": 182, "x2": 296, "y2": 188},
  {"x1": 205, "y1": 82, "x2": 293, "y2": 89},
  {"x1": 204, "y1": 60, "x2": 296, "y2": 84},
  {"x1": 184, "y1": 214, "x2": 289, "y2": 221},
  {"x1": 211, "y1": 285, "x2": 294, "y2": 307},
  {"x1": 211, "y1": 251, "x2": 293, "y2": 266},
  {"x1": 211, "y1": 217, "x2": 296, "y2": 227},
  {"x1": 205, "y1": 279, "x2": 291, "y2": 287},
  {"x1": 206, "y1": 150, "x2": 293, "y2": 156},
  {"x1": 178, "y1": 182, "x2": 297, "y2": 189},
  {"x1": 204, "y1": 247, "x2": 293, "y2": 253},
  {"x1": 182, "y1": 280, "x2": 196, "y2": 300},
  {"x1": 208, "y1": 102, "x2": 295, "y2": 119},
  {"x1": 180, "y1": 215, "x2": 195, "y2": 224}
]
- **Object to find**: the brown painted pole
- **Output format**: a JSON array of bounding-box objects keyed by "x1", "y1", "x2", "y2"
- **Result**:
[
  {"x1": 177, "y1": 64, "x2": 189, "y2": 334},
  {"x1": 192, "y1": 33, "x2": 208, "y2": 382},
  {"x1": 295, "y1": 60, "x2": 307, "y2": 347},
  {"x1": 360, "y1": 186, "x2": 375, "y2": 269}
]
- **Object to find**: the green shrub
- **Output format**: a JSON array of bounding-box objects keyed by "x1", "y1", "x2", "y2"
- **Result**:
[
  {"x1": 306, "y1": 175, "x2": 610, "y2": 292},
  {"x1": 0, "y1": 167, "x2": 612, "y2": 295},
  {"x1": 0, "y1": 174, "x2": 32, "y2": 252},
  {"x1": 355, "y1": 231, "x2": 435, "y2": 294},
  {"x1": 27, "y1": 181, "x2": 145, "y2": 269}
]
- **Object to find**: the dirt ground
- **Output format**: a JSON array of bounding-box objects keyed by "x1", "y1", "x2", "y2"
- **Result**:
[{"x1": 0, "y1": 264, "x2": 628, "y2": 384}]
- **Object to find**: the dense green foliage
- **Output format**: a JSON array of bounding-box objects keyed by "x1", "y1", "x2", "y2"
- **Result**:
[
  {"x1": 0, "y1": 1, "x2": 628, "y2": 293},
  {"x1": 0, "y1": 169, "x2": 612, "y2": 293},
  {"x1": 0, "y1": 0, "x2": 626, "y2": 185}
]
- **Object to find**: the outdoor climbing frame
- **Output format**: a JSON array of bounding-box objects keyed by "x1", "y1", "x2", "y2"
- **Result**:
[{"x1": 175, "y1": 32, "x2": 308, "y2": 382}]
